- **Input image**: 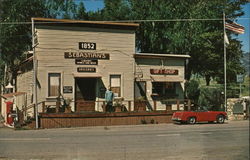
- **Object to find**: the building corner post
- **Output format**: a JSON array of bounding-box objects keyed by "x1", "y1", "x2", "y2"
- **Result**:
[{"x1": 32, "y1": 18, "x2": 38, "y2": 129}]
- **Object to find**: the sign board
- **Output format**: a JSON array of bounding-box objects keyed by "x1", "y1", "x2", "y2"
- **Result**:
[
  {"x1": 236, "y1": 75, "x2": 244, "y2": 83},
  {"x1": 75, "y1": 59, "x2": 98, "y2": 65},
  {"x1": 77, "y1": 67, "x2": 96, "y2": 72},
  {"x1": 63, "y1": 86, "x2": 73, "y2": 93},
  {"x1": 233, "y1": 102, "x2": 243, "y2": 114},
  {"x1": 64, "y1": 52, "x2": 109, "y2": 60},
  {"x1": 150, "y1": 69, "x2": 178, "y2": 75},
  {"x1": 79, "y1": 42, "x2": 96, "y2": 50}
]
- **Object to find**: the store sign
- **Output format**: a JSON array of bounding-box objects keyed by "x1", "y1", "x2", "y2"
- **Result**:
[
  {"x1": 236, "y1": 74, "x2": 244, "y2": 83},
  {"x1": 150, "y1": 69, "x2": 178, "y2": 75},
  {"x1": 77, "y1": 67, "x2": 96, "y2": 72},
  {"x1": 79, "y1": 42, "x2": 96, "y2": 50},
  {"x1": 63, "y1": 86, "x2": 73, "y2": 93},
  {"x1": 64, "y1": 52, "x2": 109, "y2": 60},
  {"x1": 75, "y1": 59, "x2": 98, "y2": 65}
]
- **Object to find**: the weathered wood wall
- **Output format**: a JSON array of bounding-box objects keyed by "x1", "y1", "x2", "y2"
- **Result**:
[{"x1": 39, "y1": 111, "x2": 173, "y2": 128}]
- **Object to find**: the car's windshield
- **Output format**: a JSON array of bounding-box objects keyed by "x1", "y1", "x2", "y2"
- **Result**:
[{"x1": 196, "y1": 106, "x2": 209, "y2": 112}]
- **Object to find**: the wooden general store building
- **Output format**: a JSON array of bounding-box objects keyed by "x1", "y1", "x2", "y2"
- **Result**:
[{"x1": 1, "y1": 18, "x2": 190, "y2": 128}]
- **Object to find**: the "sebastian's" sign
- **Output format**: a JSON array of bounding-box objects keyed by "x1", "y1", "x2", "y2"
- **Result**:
[
  {"x1": 150, "y1": 69, "x2": 178, "y2": 75},
  {"x1": 65, "y1": 52, "x2": 109, "y2": 60}
]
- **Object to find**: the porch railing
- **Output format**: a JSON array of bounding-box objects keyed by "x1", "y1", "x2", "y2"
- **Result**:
[{"x1": 37, "y1": 99, "x2": 193, "y2": 114}]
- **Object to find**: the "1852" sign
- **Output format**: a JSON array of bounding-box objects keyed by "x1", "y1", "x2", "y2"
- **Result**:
[{"x1": 79, "y1": 42, "x2": 96, "y2": 50}]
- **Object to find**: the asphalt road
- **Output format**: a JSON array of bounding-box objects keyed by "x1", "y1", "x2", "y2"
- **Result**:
[{"x1": 0, "y1": 121, "x2": 249, "y2": 160}]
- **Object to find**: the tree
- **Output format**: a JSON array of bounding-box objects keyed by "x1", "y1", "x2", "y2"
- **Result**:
[
  {"x1": 0, "y1": 0, "x2": 46, "y2": 88},
  {"x1": 242, "y1": 52, "x2": 250, "y2": 75},
  {"x1": 185, "y1": 79, "x2": 200, "y2": 105},
  {"x1": 44, "y1": 0, "x2": 77, "y2": 19},
  {"x1": 198, "y1": 86, "x2": 224, "y2": 111},
  {"x1": 74, "y1": 2, "x2": 88, "y2": 20},
  {"x1": 102, "y1": 0, "x2": 131, "y2": 20},
  {"x1": 0, "y1": 0, "x2": 79, "y2": 89},
  {"x1": 100, "y1": 0, "x2": 247, "y2": 85}
]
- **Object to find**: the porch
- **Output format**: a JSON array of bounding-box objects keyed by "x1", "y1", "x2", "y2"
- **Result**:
[{"x1": 18, "y1": 99, "x2": 193, "y2": 129}]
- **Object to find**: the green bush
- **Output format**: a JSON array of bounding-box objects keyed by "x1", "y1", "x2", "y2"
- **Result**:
[
  {"x1": 198, "y1": 86, "x2": 224, "y2": 111},
  {"x1": 185, "y1": 79, "x2": 200, "y2": 105}
]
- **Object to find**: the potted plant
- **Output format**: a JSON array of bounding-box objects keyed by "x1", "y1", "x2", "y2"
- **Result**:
[
  {"x1": 113, "y1": 97, "x2": 125, "y2": 112},
  {"x1": 64, "y1": 98, "x2": 72, "y2": 113}
]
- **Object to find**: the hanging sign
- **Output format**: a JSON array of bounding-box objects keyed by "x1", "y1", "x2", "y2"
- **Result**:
[
  {"x1": 77, "y1": 67, "x2": 96, "y2": 72},
  {"x1": 150, "y1": 69, "x2": 178, "y2": 75},
  {"x1": 75, "y1": 59, "x2": 98, "y2": 65}
]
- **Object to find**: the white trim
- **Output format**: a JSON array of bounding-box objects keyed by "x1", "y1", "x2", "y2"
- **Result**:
[
  {"x1": 135, "y1": 53, "x2": 190, "y2": 58},
  {"x1": 46, "y1": 71, "x2": 63, "y2": 99}
]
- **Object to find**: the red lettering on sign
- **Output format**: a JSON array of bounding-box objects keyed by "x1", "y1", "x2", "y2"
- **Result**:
[{"x1": 150, "y1": 69, "x2": 178, "y2": 75}]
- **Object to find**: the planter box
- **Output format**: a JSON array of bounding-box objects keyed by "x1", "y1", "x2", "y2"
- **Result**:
[
  {"x1": 134, "y1": 101, "x2": 146, "y2": 111},
  {"x1": 115, "y1": 106, "x2": 122, "y2": 112}
]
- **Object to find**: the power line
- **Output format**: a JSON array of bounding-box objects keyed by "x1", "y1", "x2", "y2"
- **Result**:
[{"x1": 0, "y1": 17, "x2": 249, "y2": 25}]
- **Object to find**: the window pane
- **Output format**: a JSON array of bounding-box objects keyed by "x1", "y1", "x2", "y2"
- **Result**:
[
  {"x1": 152, "y1": 82, "x2": 164, "y2": 95},
  {"x1": 111, "y1": 87, "x2": 120, "y2": 97},
  {"x1": 165, "y1": 82, "x2": 175, "y2": 94},
  {"x1": 110, "y1": 75, "x2": 120, "y2": 87},
  {"x1": 110, "y1": 75, "x2": 121, "y2": 97},
  {"x1": 49, "y1": 73, "x2": 61, "y2": 97}
]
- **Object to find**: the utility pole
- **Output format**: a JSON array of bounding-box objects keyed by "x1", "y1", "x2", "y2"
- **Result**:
[{"x1": 32, "y1": 18, "x2": 38, "y2": 129}]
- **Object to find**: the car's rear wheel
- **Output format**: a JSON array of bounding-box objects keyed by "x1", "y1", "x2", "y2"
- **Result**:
[
  {"x1": 188, "y1": 117, "x2": 196, "y2": 124},
  {"x1": 216, "y1": 115, "x2": 225, "y2": 124}
]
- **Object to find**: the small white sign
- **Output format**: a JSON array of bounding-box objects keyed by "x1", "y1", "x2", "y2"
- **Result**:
[{"x1": 236, "y1": 75, "x2": 244, "y2": 83}]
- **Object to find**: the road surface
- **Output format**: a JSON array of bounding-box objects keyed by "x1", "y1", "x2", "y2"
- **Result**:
[{"x1": 0, "y1": 120, "x2": 249, "y2": 160}]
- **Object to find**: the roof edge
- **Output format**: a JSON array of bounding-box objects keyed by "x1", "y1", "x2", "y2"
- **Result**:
[
  {"x1": 32, "y1": 17, "x2": 139, "y2": 28},
  {"x1": 134, "y1": 53, "x2": 191, "y2": 59}
]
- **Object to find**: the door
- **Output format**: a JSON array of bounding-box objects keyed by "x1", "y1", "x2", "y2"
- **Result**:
[
  {"x1": 75, "y1": 78, "x2": 96, "y2": 112},
  {"x1": 196, "y1": 110, "x2": 213, "y2": 122}
]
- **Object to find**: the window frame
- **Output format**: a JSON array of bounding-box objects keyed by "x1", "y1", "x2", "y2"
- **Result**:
[
  {"x1": 47, "y1": 72, "x2": 62, "y2": 98},
  {"x1": 152, "y1": 82, "x2": 176, "y2": 97},
  {"x1": 109, "y1": 74, "x2": 121, "y2": 98}
]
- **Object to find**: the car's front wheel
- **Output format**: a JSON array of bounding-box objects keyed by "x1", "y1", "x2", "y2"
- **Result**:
[
  {"x1": 188, "y1": 117, "x2": 196, "y2": 124},
  {"x1": 216, "y1": 115, "x2": 225, "y2": 124}
]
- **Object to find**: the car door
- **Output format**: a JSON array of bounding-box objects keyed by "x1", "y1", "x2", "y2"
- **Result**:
[{"x1": 196, "y1": 110, "x2": 207, "y2": 122}]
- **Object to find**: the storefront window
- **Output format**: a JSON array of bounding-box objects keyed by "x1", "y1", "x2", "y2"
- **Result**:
[
  {"x1": 152, "y1": 82, "x2": 164, "y2": 96},
  {"x1": 48, "y1": 73, "x2": 61, "y2": 97},
  {"x1": 110, "y1": 75, "x2": 121, "y2": 97},
  {"x1": 152, "y1": 82, "x2": 176, "y2": 97},
  {"x1": 165, "y1": 82, "x2": 175, "y2": 95}
]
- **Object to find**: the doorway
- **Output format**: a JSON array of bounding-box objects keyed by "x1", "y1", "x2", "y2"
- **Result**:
[{"x1": 75, "y1": 78, "x2": 96, "y2": 112}]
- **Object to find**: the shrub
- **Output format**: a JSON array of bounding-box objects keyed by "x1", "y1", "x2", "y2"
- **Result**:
[
  {"x1": 198, "y1": 86, "x2": 224, "y2": 111},
  {"x1": 185, "y1": 79, "x2": 200, "y2": 105}
]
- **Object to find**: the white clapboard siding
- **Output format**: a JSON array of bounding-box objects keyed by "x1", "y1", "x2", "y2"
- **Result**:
[
  {"x1": 135, "y1": 58, "x2": 185, "y2": 110},
  {"x1": 35, "y1": 25, "x2": 136, "y2": 106},
  {"x1": 16, "y1": 69, "x2": 34, "y2": 107}
]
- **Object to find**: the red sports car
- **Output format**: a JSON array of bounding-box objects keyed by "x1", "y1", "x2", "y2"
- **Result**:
[{"x1": 172, "y1": 109, "x2": 227, "y2": 124}]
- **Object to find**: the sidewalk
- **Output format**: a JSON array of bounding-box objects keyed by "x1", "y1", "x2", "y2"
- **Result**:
[{"x1": 0, "y1": 115, "x2": 5, "y2": 128}]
